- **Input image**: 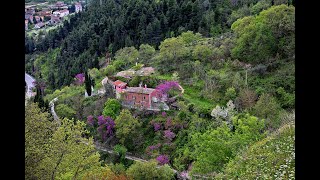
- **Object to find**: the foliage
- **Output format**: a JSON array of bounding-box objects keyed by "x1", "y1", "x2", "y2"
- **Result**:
[
  {"x1": 102, "y1": 65, "x2": 116, "y2": 76},
  {"x1": 236, "y1": 88, "x2": 257, "y2": 110},
  {"x1": 102, "y1": 98, "x2": 121, "y2": 120},
  {"x1": 231, "y1": 5, "x2": 295, "y2": 63},
  {"x1": 114, "y1": 46, "x2": 139, "y2": 69},
  {"x1": 41, "y1": 118, "x2": 102, "y2": 179},
  {"x1": 218, "y1": 122, "x2": 295, "y2": 179},
  {"x1": 89, "y1": 68, "x2": 101, "y2": 80},
  {"x1": 25, "y1": 103, "x2": 57, "y2": 180},
  {"x1": 85, "y1": 71, "x2": 93, "y2": 96},
  {"x1": 225, "y1": 87, "x2": 237, "y2": 101},
  {"x1": 276, "y1": 87, "x2": 295, "y2": 109},
  {"x1": 55, "y1": 103, "x2": 76, "y2": 119},
  {"x1": 113, "y1": 144, "x2": 128, "y2": 165},
  {"x1": 252, "y1": 93, "x2": 282, "y2": 130},
  {"x1": 138, "y1": 44, "x2": 156, "y2": 65},
  {"x1": 115, "y1": 109, "x2": 142, "y2": 147},
  {"x1": 189, "y1": 114, "x2": 265, "y2": 175},
  {"x1": 126, "y1": 160, "x2": 175, "y2": 180}
]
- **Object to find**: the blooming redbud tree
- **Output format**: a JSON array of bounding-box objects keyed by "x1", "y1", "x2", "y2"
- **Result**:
[
  {"x1": 74, "y1": 73, "x2": 85, "y2": 85},
  {"x1": 156, "y1": 155, "x2": 170, "y2": 165}
]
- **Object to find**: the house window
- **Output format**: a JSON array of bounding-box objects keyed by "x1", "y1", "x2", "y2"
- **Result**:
[{"x1": 143, "y1": 96, "x2": 146, "y2": 100}]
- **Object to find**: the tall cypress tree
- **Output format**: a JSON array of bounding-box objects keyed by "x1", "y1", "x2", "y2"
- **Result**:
[{"x1": 85, "y1": 71, "x2": 92, "y2": 96}]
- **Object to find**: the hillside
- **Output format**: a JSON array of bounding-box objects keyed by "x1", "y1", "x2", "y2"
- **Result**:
[{"x1": 25, "y1": 0, "x2": 295, "y2": 179}]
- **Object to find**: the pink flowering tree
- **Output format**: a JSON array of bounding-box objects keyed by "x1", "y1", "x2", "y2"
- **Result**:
[
  {"x1": 156, "y1": 155, "x2": 170, "y2": 165},
  {"x1": 145, "y1": 143, "x2": 162, "y2": 156},
  {"x1": 87, "y1": 115, "x2": 95, "y2": 126},
  {"x1": 163, "y1": 130, "x2": 176, "y2": 141},
  {"x1": 156, "y1": 81, "x2": 180, "y2": 97},
  {"x1": 74, "y1": 73, "x2": 85, "y2": 85},
  {"x1": 87, "y1": 115, "x2": 115, "y2": 142},
  {"x1": 153, "y1": 122, "x2": 161, "y2": 131}
]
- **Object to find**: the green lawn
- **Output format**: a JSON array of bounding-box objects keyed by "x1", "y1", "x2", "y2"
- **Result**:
[{"x1": 182, "y1": 86, "x2": 214, "y2": 110}]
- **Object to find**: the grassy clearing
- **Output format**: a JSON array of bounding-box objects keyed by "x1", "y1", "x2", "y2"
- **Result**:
[{"x1": 182, "y1": 86, "x2": 214, "y2": 110}]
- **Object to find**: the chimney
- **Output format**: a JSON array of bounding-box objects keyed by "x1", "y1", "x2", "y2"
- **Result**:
[{"x1": 144, "y1": 84, "x2": 147, "y2": 89}]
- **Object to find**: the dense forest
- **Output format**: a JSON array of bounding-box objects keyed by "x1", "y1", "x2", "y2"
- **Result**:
[{"x1": 25, "y1": 0, "x2": 295, "y2": 179}]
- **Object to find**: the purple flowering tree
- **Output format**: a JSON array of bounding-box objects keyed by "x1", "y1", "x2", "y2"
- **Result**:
[
  {"x1": 74, "y1": 73, "x2": 85, "y2": 85},
  {"x1": 153, "y1": 122, "x2": 161, "y2": 131},
  {"x1": 156, "y1": 81, "x2": 180, "y2": 96},
  {"x1": 161, "y1": 111, "x2": 167, "y2": 117},
  {"x1": 146, "y1": 143, "x2": 162, "y2": 155},
  {"x1": 165, "y1": 118, "x2": 173, "y2": 129},
  {"x1": 156, "y1": 155, "x2": 170, "y2": 165},
  {"x1": 87, "y1": 115, "x2": 95, "y2": 126},
  {"x1": 163, "y1": 130, "x2": 176, "y2": 141},
  {"x1": 88, "y1": 115, "x2": 115, "y2": 142}
]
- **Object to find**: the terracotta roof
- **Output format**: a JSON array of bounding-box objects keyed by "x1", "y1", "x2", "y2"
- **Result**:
[
  {"x1": 124, "y1": 87, "x2": 156, "y2": 94},
  {"x1": 113, "y1": 80, "x2": 127, "y2": 87}
]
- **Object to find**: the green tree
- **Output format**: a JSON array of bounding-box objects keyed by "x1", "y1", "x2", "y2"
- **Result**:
[
  {"x1": 114, "y1": 109, "x2": 142, "y2": 146},
  {"x1": 55, "y1": 103, "x2": 76, "y2": 119},
  {"x1": 231, "y1": 5, "x2": 295, "y2": 63},
  {"x1": 114, "y1": 46, "x2": 139, "y2": 68},
  {"x1": 102, "y1": 98, "x2": 121, "y2": 119},
  {"x1": 102, "y1": 65, "x2": 116, "y2": 76},
  {"x1": 252, "y1": 93, "x2": 282, "y2": 130},
  {"x1": 225, "y1": 87, "x2": 237, "y2": 101},
  {"x1": 189, "y1": 114, "x2": 265, "y2": 175},
  {"x1": 138, "y1": 44, "x2": 156, "y2": 65},
  {"x1": 219, "y1": 122, "x2": 294, "y2": 179},
  {"x1": 85, "y1": 71, "x2": 92, "y2": 96},
  {"x1": 158, "y1": 36, "x2": 188, "y2": 73},
  {"x1": 25, "y1": 103, "x2": 57, "y2": 180},
  {"x1": 89, "y1": 68, "x2": 101, "y2": 80},
  {"x1": 113, "y1": 144, "x2": 127, "y2": 165},
  {"x1": 39, "y1": 118, "x2": 102, "y2": 180},
  {"x1": 192, "y1": 44, "x2": 214, "y2": 64},
  {"x1": 127, "y1": 160, "x2": 175, "y2": 180}
]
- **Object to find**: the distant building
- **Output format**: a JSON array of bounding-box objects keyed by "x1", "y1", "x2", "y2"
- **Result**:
[
  {"x1": 25, "y1": 20, "x2": 29, "y2": 30},
  {"x1": 35, "y1": 22, "x2": 45, "y2": 29},
  {"x1": 55, "y1": 1, "x2": 66, "y2": 8},
  {"x1": 75, "y1": 2, "x2": 83, "y2": 13},
  {"x1": 60, "y1": 9, "x2": 69, "y2": 17},
  {"x1": 34, "y1": 16, "x2": 41, "y2": 23},
  {"x1": 25, "y1": 14, "x2": 33, "y2": 23},
  {"x1": 53, "y1": 9, "x2": 69, "y2": 17},
  {"x1": 37, "y1": 10, "x2": 52, "y2": 17},
  {"x1": 25, "y1": 8, "x2": 35, "y2": 15},
  {"x1": 50, "y1": 15, "x2": 61, "y2": 25}
]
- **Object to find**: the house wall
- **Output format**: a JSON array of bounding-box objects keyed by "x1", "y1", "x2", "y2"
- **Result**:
[{"x1": 125, "y1": 92, "x2": 150, "y2": 108}]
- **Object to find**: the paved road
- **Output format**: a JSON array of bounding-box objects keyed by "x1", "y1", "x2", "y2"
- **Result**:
[
  {"x1": 25, "y1": 73, "x2": 35, "y2": 98},
  {"x1": 49, "y1": 97, "x2": 60, "y2": 124}
]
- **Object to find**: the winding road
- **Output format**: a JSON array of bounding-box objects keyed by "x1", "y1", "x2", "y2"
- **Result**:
[{"x1": 25, "y1": 73, "x2": 35, "y2": 99}]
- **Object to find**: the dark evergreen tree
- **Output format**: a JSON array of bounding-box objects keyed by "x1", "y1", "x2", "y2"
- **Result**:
[{"x1": 85, "y1": 71, "x2": 92, "y2": 96}]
